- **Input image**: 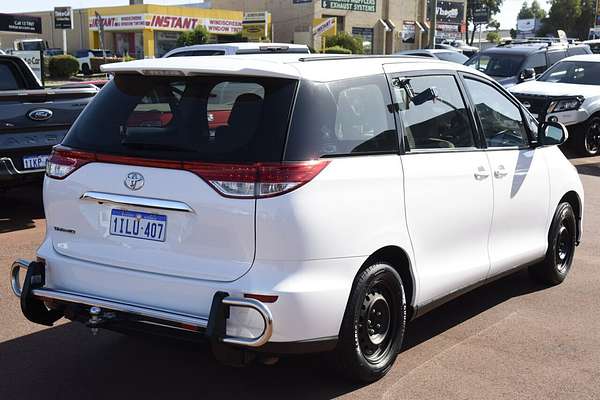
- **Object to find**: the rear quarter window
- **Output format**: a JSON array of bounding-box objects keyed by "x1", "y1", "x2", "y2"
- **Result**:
[{"x1": 285, "y1": 74, "x2": 398, "y2": 160}]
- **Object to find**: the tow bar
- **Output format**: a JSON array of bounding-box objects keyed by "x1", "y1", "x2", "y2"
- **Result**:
[{"x1": 10, "y1": 259, "x2": 274, "y2": 351}]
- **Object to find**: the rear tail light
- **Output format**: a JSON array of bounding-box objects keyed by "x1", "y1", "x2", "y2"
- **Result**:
[
  {"x1": 185, "y1": 160, "x2": 330, "y2": 199},
  {"x1": 46, "y1": 147, "x2": 95, "y2": 179},
  {"x1": 45, "y1": 146, "x2": 329, "y2": 199}
]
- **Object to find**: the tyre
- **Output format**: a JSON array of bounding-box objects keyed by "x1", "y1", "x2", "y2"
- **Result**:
[
  {"x1": 573, "y1": 116, "x2": 600, "y2": 157},
  {"x1": 529, "y1": 202, "x2": 577, "y2": 285},
  {"x1": 82, "y1": 63, "x2": 91, "y2": 76},
  {"x1": 334, "y1": 262, "x2": 406, "y2": 382}
]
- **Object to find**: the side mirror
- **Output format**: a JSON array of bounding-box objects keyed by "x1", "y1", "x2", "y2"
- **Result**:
[
  {"x1": 519, "y1": 68, "x2": 536, "y2": 82},
  {"x1": 539, "y1": 121, "x2": 568, "y2": 146},
  {"x1": 412, "y1": 87, "x2": 439, "y2": 105}
]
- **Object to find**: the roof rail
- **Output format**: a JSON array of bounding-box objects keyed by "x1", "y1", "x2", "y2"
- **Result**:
[{"x1": 298, "y1": 55, "x2": 415, "y2": 62}]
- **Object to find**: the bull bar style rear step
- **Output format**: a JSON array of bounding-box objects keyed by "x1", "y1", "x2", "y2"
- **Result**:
[{"x1": 10, "y1": 259, "x2": 273, "y2": 348}]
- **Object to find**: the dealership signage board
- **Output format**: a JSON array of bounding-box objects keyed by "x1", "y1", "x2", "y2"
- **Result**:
[
  {"x1": 12, "y1": 50, "x2": 43, "y2": 82},
  {"x1": 89, "y1": 14, "x2": 242, "y2": 34},
  {"x1": 517, "y1": 18, "x2": 536, "y2": 33},
  {"x1": 402, "y1": 21, "x2": 416, "y2": 43},
  {"x1": 54, "y1": 7, "x2": 73, "y2": 30},
  {"x1": 426, "y1": 0, "x2": 465, "y2": 24},
  {"x1": 321, "y1": 0, "x2": 376, "y2": 13},
  {"x1": 472, "y1": 6, "x2": 489, "y2": 24},
  {"x1": 242, "y1": 12, "x2": 270, "y2": 41},
  {"x1": 312, "y1": 17, "x2": 337, "y2": 36},
  {"x1": 0, "y1": 13, "x2": 42, "y2": 34}
]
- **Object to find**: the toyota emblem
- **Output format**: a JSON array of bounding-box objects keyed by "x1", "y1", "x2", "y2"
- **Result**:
[{"x1": 124, "y1": 172, "x2": 145, "y2": 191}]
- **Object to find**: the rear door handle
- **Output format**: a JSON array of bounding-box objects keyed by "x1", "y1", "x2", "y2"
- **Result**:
[
  {"x1": 494, "y1": 165, "x2": 508, "y2": 178},
  {"x1": 474, "y1": 166, "x2": 490, "y2": 180}
]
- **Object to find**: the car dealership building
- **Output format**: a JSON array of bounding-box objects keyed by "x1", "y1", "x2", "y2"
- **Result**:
[{"x1": 0, "y1": 0, "x2": 467, "y2": 57}]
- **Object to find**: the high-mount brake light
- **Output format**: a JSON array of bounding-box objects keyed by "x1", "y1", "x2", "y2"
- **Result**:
[
  {"x1": 46, "y1": 147, "x2": 95, "y2": 179},
  {"x1": 45, "y1": 147, "x2": 330, "y2": 198}
]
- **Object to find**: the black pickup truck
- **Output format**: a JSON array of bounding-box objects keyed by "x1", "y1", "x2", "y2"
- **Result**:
[{"x1": 0, "y1": 55, "x2": 97, "y2": 190}]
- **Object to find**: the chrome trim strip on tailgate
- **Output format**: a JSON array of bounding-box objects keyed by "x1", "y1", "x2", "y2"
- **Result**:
[
  {"x1": 32, "y1": 288, "x2": 210, "y2": 327},
  {"x1": 80, "y1": 191, "x2": 194, "y2": 213}
]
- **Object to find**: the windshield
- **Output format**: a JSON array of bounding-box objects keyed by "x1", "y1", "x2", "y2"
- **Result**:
[
  {"x1": 465, "y1": 53, "x2": 525, "y2": 77},
  {"x1": 436, "y1": 51, "x2": 469, "y2": 64},
  {"x1": 63, "y1": 74, "x2": 297, "y2": 163},
  {"x1": 538, "y1": 60, "x2": 600, "y2": 85}
]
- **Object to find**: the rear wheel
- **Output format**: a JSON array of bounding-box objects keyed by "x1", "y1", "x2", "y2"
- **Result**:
[
  {"x1": 82, "y1": 63, "x2": 91, "y2": 76},
  {"x1": 529, "y1": 202, "x2": 577, "y2": 285},
  {"x1": 573, "y1": 116, "x2": 600, "y2": 157},
  {"x1": 334, "y1": 262, "x2": 406, "y2": 382}
]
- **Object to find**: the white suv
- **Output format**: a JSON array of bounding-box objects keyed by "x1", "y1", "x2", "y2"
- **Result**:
[
  {"x1": 163, "y1": 42, "x2": 310, "y2": 58},
  {"x1": 11, "y1": 54, "x2": 584, "y2": 382},
  {"x1": 511, "y1": 54, "x2": 600, "y2": 157}
]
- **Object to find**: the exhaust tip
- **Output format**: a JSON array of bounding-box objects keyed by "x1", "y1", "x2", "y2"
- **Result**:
[{"x1": 10, "y1": 259, "x2": 30, "y2": 298}]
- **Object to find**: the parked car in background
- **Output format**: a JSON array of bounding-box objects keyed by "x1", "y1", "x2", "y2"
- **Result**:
[
  {"x1": 75, "y1": 49, "x2": 114, "y2": 75},
  {"x1": 465, "y1": 41, "x2": 592, "y2": 88},
  {"x1": 0, "y1": 55, "x2": 98, "y2": 190},
  {"x1": 397, "y1": 49, "x2": 469, "y2": 64},
  {"x1": 583, "y1": 39, "x2": 600, "y2": 54},
  {"x1": 443, "y1": 39, "x2": 479, "y2": 57},
  {"x1": 511, "y1": 54, "x2": 600, "y2": 156},
  {"x1": 10, "y1": 54, "x2": 583, "y2": 383},
  {"x1": 164, "y1": 42, "x2": 310, "y2": 57}
]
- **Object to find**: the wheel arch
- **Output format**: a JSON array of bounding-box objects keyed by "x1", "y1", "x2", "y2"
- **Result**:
[
  {"x1": 559, "y1": 190, "x2": 582, "y2": 243},
  {"x1": 361, "y1": 246, "x2": 417, "y2": 319}
]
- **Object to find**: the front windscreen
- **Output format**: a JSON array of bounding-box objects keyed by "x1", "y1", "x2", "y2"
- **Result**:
[
  {"x1": 465, "y1": 53, "x2": 525, "y2": 77},
  {"x1": 538, "y1": 61, "x2": 600, "y2": 85},
  {"x1": 63, "y1": 74, "x2": 297, "y2": 163}
]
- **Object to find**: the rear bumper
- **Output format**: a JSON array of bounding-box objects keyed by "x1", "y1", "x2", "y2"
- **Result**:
[
  {"x1": 10, "y1": 259, "x2": 273, "y2": 348},
  {"x1": 0, "y1": 157, "x2": 45, "y2": 187},
  {"x1": 11, "y1": 239, "x2": 358, "y2": 351}
]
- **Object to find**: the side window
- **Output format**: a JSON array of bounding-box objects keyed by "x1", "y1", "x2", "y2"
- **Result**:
[
  {"x1": 464, "y1": 78, "x2": 528, "y2": 148},
  {"x1": 523, "y1": 52, "x2": 547, "y2": 75},
  {"x1": 0, "y1": 62, "x2": 22, "y2": 90},
  {"x1": 284, "y1": 74, "x2": 398, "y2": 160},
  {"x1": 547, "y1": 50, "x2": 566, "y2": 66},
  {"x1": 392, "y1": 75, "x2": 475, "y2": 151}
]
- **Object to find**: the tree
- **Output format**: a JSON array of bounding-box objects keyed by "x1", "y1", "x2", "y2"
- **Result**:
[
  {"x1": 324, "y1": 32, "x2": 364, "y2": 54},
  {"x1": 466, "y1": 0, "x2": 504, "y2": 45},
  {"x1": 530, "y1": 0, "x2": 547, "y2": 20},
  {"x1": 486, "y1": 31, "x2": 502, "y2": 43},
  {"x1": 538, "y1": 0, "x2": 592, "y2": 39},
  {"x1": 518, "y1": 0, "x2": 546, "y2": 20},
  {"x1": 518, "y1": 1, "x2": 535, "y2": 19},
  {"x1": 510, "y1": 28, "x2": 517, "y2": 38},
  {"x1": 176, "y1": 25, "x2": 211, "y2": 47}
]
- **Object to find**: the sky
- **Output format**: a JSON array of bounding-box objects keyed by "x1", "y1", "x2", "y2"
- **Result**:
[{"x1": 2, "y1": 0, "x2": 552, "y2": 30}]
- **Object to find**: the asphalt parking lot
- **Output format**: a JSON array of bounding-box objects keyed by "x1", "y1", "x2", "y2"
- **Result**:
[{"x1": 1, "y1": 156, "x2": 599, "y2": 400}]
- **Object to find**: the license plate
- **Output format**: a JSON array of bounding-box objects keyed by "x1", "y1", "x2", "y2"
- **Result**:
[
  {"x1": 22, "y1": 154, "x2": 49, "y2": 170},
  {"x1": 109, "y1": 209, "x2": 167, "y2": 242}
]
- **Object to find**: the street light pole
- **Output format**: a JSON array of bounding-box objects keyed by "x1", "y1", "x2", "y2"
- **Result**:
[{"x1": 428, "y1": 0, "x2": 438, "y2": 48}]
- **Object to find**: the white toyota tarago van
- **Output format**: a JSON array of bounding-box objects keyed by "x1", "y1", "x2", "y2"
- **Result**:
[{"x1": 11, "y1": 55, "x2": 584, "y2": 382}]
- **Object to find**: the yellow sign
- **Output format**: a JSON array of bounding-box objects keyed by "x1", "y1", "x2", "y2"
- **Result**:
[
  {"x1": 312, "y1": 17, "x2": 337, "y2": 37},
  {"x1": 242, "y1": 11, "x2": 271, "y2": 42}
]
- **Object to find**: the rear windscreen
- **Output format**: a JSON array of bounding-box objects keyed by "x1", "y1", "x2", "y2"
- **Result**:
[{"x1": 63, "y1": 74, "x2": 297, "y2": 162}]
